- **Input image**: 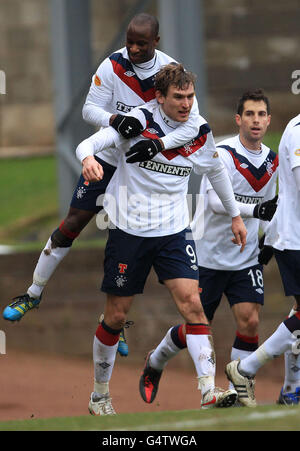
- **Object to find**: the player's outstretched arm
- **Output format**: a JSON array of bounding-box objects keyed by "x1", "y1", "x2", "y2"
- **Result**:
[{"x1": 208, "y1": 190, "x2": 278, "y2": 221}]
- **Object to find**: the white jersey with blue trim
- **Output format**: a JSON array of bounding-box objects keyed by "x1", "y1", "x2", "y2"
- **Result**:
[
  {"x1": 77, "y1": 101, "x2": 234, "y2": 237},
  {"x1": 83, "y1": 46, "x2": 200, "y2": 166},
  {"x1": 192, "y1": 134, "x2": 278, "y2": 270},
  {"x1": 265, "y1": 114, "x2": 300, "y2": 250}
]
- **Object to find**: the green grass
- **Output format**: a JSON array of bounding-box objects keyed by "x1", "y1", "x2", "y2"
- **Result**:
[
  {"x1": 0, "y1": 156, "x2": 58, "y2": 239},
  {"x1": 2, "y1": 237, "x2": 107, "y2": 253},
  {"x1": 0, "y1": 404, "x2": 299, "y2": 431},
  {"x1": 263, "y1": 131, "x2": 281, "y2": 152}
]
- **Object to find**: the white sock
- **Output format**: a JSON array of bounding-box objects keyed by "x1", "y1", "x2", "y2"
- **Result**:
[
  {"x1": 94, "y1": 381, "x2": 109, "y2": 397},
  {"x1": 229, "y1": 347, "x2": 253, "y2": 389},
  {"x1": 27, "y1": 237, "x2": 71, "y2": 298},
  {"x1": 283, "y1": 352, "x2": 300, "y2": 393},
  {"x1": 239, "y1": 322, "x2": 296, "y2": 376},
  {"x1": 231, "y1": 347, "x2": 253, "y2": 362},
  {"x1": 93, "y1": 335, "x2": 118, "y2": 385},
  {"x1": 283, "y1": 308, "x2": 300, "y2": 392},
  {"x1": 149, "y1": 328, "x2": 182, "y2": 371},
  {"x1": 186, "y1": 333, "x2": 215, "y2": 395}
]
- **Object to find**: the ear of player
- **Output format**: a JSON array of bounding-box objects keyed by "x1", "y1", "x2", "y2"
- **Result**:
[
  {"x1": 253, "y1": 194, "x2": 278, "y2": 221},
  {"x1": 111, "y1": 114, "x2": 144, "y2": 138},
  {"x1": 126, "y1": 139, "x2": 164, "y2": 163}
]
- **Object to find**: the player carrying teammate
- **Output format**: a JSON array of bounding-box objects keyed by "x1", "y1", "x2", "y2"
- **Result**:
[{"x1": 76, "y1": 63, "x2": 247, "y2": 415}]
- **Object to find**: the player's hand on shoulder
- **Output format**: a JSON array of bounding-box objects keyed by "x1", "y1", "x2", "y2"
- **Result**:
[
  {"x1": 110, "y1": 114, "x2": 144, "y2": 139},
  {"x1": 126, "y1": 139, "x2": 164, "y2": 163},
  {"x1": 82, "y1": 156, "x2": 103, "y2": 182},
  {"x1": 253, "y1": 195, "x2": 278, "y2": 221}
]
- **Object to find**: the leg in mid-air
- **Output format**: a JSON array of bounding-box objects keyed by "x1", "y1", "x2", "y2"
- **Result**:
[
  {"x1": 2, "y1": 160, "x2": 116, "y2": 322},
  {"x1": 98, "y1": 313, "x2": 134, "y2": 357},
  {"x1": 2, "y1": 164, "x2": 129, "y2": 356},
  {"x1": 2, "y1": 206, "x2": 94, "y2": 321}
]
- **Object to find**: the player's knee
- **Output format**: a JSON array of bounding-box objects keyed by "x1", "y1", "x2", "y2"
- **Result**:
[
  {"x1": 180, "y1": 292, "x2": 204, "y2": 318},
  {"x1": 246, "y1": 315, "x2": 259, "y2": 335},
  {"x1": 108, "y1": 311, "x2": 126, "y2": 330},
  {"x1": 63, "y1": 214, "x2": 84, "y2": 234},
  {"x1": 238, "y1": 313, "x2": 259, "y2": 336},
  {"x1": 64, "y1": 209, "x2": 94, "y2": 233}
]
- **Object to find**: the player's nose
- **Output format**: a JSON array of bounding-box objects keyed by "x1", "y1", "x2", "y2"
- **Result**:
[
  {"x1": 129, "y1": 44, "x2": 140, "y2": 54},
  {"x1": 181, "y1": 98, "x2": 189, "y2": 108}
]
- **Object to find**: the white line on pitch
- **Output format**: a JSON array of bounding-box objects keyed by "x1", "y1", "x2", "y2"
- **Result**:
[{"x1": 105, "y1": 407, "x2": 300, "y2": 431}]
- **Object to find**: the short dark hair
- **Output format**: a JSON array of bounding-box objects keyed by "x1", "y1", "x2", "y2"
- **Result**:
[
  {"x1": 129, "y1": 13, "x2": 159, "y2": 37},
  {"x1": 237, "y1": 89, "x2": 271, "y2": 115},
  {"x1": 154, "y1": 63, "x2": 196, "y2": 97}
]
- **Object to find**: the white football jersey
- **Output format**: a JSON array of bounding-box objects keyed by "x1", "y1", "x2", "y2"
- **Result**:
[
  {"x1": 265, "y1": 114, "x2": 300, "y2": 250},
  {"x1": 83, "y1": 47, "x2": 200, "y2": 166},
  {"x1": 76, "y1": 101, "x2": 234, "y2": 237},
  {"x1": 192, "y1": 135, "x2": 278, "y2": 270}
]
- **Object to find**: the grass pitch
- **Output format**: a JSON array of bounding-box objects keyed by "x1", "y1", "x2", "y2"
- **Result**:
[{"x1": 0, "y1": 404, "x2": 299, "y2": 431}]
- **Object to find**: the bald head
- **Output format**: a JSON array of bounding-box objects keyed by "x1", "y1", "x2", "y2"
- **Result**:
[
  {"x1": 128, "y1": 13, "x2": 159, "y2": 38},
  {"x1": 126, "y1": 13, "x2": 160, "y2": 65}
]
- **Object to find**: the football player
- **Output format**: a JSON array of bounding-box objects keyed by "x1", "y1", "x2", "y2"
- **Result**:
[
  {"x1": 226, "y1": 112, "x2": 300, "y2": 406},
  {"x1": 76, "y1": 63, "x2": 247, "y2": 414},
  {"x1": 139, "y1": 89, "x2": 278, "y2": 407}
]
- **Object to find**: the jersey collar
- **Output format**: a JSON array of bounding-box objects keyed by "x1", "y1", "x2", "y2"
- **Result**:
[
  {"x1": 131, "y1": 53, "x2": 157, "y2": 71},
  {"x1": 158, "y1": 105, "x2": 181, "y2": 129}
]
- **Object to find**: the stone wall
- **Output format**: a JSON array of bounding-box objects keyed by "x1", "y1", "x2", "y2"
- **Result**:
[
  {"x1": 0, "y1": 0, "x2": 53, "y2": 147},
  {"x1": 204, "y1": 0, "x2": 300, "y2": 135},
  {"x1": 0, "y1": 0, "x2": 299, "y2": 149}
]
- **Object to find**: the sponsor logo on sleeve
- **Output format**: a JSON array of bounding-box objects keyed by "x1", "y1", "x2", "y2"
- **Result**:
[{"x1": 94, "y1": 75, "x2": 101, "y2": 86}]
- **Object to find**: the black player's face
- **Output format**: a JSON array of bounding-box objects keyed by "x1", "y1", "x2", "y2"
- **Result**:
[{"x1": 126, "y1": 25, "x2": 159, "y2": 65}]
